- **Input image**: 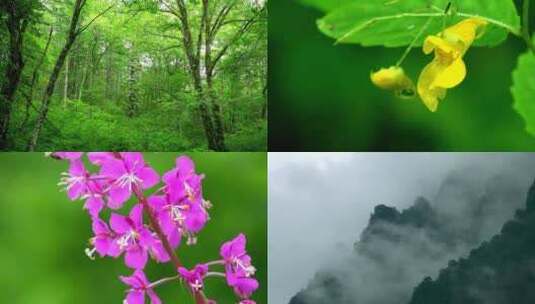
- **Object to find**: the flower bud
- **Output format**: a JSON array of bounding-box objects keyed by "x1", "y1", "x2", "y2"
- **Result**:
[{"x1": 370, "y1": 66, "x2": 416, "y2": 98}]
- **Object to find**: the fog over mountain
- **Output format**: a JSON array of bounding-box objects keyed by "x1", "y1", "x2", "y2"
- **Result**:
[{"x1": 268, "y1": 153, "x2": 535, "y2": 304}]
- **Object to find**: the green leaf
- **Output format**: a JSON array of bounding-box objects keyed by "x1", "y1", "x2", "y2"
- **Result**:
[
  {"x1": 299, "y1": 0, "x2": 353, "y2": 12},
  {"x1": 512, "y1": 51, "x2": 535, "y2": 136},
  {"x1": 303, "y1": 0, "x2": 520, "y2": 47}
]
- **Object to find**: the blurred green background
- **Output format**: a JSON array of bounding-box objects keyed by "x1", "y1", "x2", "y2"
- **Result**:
[
  {"x1": 269, "y1": 0, "x2": 535, "y2": 151},
  {"x1": 0, "y1": 152, "x2": 266, "y2": 304}
]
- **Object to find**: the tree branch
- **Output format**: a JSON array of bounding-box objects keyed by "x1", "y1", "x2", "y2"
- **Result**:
[
  {"x1": 210, "y1": 9, "x2": 264, "y2": 73},
  {"x1": 76, "y1": 4, "x2": 114, "y2": 35}
]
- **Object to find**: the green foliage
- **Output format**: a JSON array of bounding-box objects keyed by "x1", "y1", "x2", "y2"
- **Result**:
[
  {"x1": 227, "y1": 120, "x2": 267, "y2": 152},
  {"x1": 512, "y1": 50, "x2": 535, "y2": 136},
  {"x1": 300, "y1": 0, "x2": 520, "y2": 47},
  {"x1": 0, "y1": 0, "x2": 266, "y2": 151}
]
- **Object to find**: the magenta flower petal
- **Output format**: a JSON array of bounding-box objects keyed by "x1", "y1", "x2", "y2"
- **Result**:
[
  {"x1": 108, "y1": 186, "x2": 131, "y2": 209},
  {"x1": 232, "y1": 277, "x2": 259, "y2": 299},
  {"x1": 87, "y1": 152, "x2": 115, "y2": 165},
  {"x1": 110, "y1": 213, "x2": 131, "y2": 234},
  {"x1": 107, "y1": 241, "x2": 121, "y2": 257},
  {"x1": 52, "y1": 152, "x2": 83, "y2": 160},
  {"x1": 67, "y1": 183, "x2": 84, "y2": 200},
  {"x1": 147, "y1": 289, "x2": 162, "y2": 304},
  {"x1": 220, "y1": 233, "x2": 246, "y2": 260},
  {"x1": 91, "y1": 218, "x2": 113, "y2": 256},
  {"x1": 167, "y1": 228, "x2": 181, "y2": 249},
  {"x1": 158, "y1": 210, "x2": 175, "y2": 236},
  {"x1": 150, "y1": 239, "x2": 170, "y2": 262},
  {"x1": 129, "y1": 204, "x2": 144, "y2": 227},
  {"x1": 91, "y1": 218, "x2": 109, "y2": 236},
  {"x1": 125, "y1": 247, "x2": 148, "y2": 269},
  {"x1": 138, "y1": 228, "x2": 155, "y2": 248},
  {"x1": 184, "y1": 203, "x2": 208, "y2": 233},
  {"x1": 138, "y1": 166, "x2": 159, "y2": 189},
  {"x1": 148, "y1": 195, "x2": 166, "y2": 211},
  {"x1": 178, "y1": 264, "x2": 208, "y2": 291},
  {"x1": 126, "y1": 290, "x2": 145, "y2": 304},
  {"x1": 69, "y1": 159, "x2": 86, "y2": 176},
  {"x1": 120, "y1": 269, "x2": 148, "y2": 288},
  {"x1": 121, "y1": 152, "x2": 145, "y2": 169},
  {"x1": 84, "y1": 197, "x2": 104, "y2": 218},
  {"x1": 176, "y1": 156, "x2": 195, "y2": 174}
]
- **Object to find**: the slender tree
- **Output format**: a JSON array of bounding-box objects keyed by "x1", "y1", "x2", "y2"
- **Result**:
[
  {"x1": 0, "y1": 0, "x2": 36, "y2": 148},
  {"x1": 28, "y1": 0, "x2": 113, "y2": 150},
  {"x1": 158, "y1": 0, "x2": 264, "y2": 151}
]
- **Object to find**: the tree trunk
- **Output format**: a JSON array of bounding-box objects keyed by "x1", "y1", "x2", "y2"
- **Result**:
[
  {"x1": 63, "y1": 54, "x2": 69, "y2": 106},
  {"x1": 27, "y1": 0, "x2": 86, "y2": 151},
  {"x1": 20, "y1": 26, "x2": 54, "y2": 130},
  {"x1": 206, "y1": 76, "x2": 226, "y2": 150},
  {"x1": 0, "y1": 3, "x2": 28, "y2": 148},
  {"x1": 174, "y1": 0, "x2": 222, "y2": 151}
]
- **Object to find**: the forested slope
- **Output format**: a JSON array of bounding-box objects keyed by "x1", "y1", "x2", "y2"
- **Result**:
[
  {"x1": 0, "y1": 0, "x2": 267, "y2": 151},
  {"x1": 289, "y1": 170, "x2": 532, "y2": 304},
  {"x1": 409, "y1": 181, "x2": 535, "y2": 304}
]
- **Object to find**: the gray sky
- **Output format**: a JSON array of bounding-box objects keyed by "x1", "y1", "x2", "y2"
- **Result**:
[{"x1": 268, "y1": 153, "x2": 535, "y2": 304}]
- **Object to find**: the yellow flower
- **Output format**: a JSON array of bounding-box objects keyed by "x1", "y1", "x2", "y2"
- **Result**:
[
  {"x1": 370, "y1": 66, "x2": 416, "y2": 98},
  {"x1": 417, "y1": 18, "x2": 487, "y2": 112}
]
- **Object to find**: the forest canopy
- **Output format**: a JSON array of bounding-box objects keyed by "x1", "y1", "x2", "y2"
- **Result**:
[{"x1": 0, "y1": 0, "x2": 267, "y2": 151}]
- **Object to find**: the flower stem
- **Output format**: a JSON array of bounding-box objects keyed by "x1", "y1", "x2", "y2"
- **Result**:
[
  {"x1": 206, "y1": 272, "x2": 226, "y2": 278},
  {"x1": 396, "y1": 16, "x2": 433, "y2": 67},
  {"x1": 133, "y1": 187, "x2": 208, "y2": 304},
  {"x1": 134, "y1": 187, "x2": 183, "y2": 269},
  {"x1": 149, "y1": 275, "x2": 180, "y2": 288},
  {"x1": 205, "y1": 260, "x2": 225, "y2": 266},
  {"x1": 523, "y1": 0, "x2": 535, "y2": 54}
]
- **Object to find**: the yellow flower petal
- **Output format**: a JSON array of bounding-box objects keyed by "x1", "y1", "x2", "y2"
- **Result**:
[
  {"x1": 416, "y1": 18, "x2": 486, "y2": 112},
  {"x1": 431, "y1": 58, "x2": 466, "y2": 89},
  {"x1": 423, "y1": 36, "x2": 455, "y2": 55},
  {"x1": 417, "y1": 60, "x2": 446, "y2": 112},
  {"x1": 443, "y1": 18, "x2": 488, "y2": 48},
  {"x1": 370, "y1": 66, "x2": 414, "y2": 92}
]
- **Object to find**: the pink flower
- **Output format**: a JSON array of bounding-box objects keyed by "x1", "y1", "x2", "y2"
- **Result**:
[
  {"x1": 90, "y1": 217, "x2": 119, "y2": 257},
  {"x1": 162, "y1": 156, "x2": 206, "y2": 205},
  {"x1": 100, "y1": 152, "x2": 159, "y2": 209},
  {"x1": 148, "y1": 194, "x2": 208, "y2": 248},
  {"x1": 110, "y1": 204, "x2": 168, "y2": 269},
  {"x1": 49, "y1": 152, "x2": 83, "y2": 160},
  {"x1": 178, "y1": 264, "x2": 208, "y2": 292},
  {"x1": 220, "y1": 234, "x2": 258, "y2": 299},
  {"x1": 59, "y1": 159, "x2": 90, "y2": 200},
  {"x1": 120, "y1": 270, "x2": 161, "y2": 304},
  {"x1": 85, "y1": 196, "x2": 104, "y2": 218},
  {"x1": 239, "y1": 300, "x2": 256, "y2": 304},
  {"x1": 87, "y1": 152, "x2": 114, "y2": 165}
]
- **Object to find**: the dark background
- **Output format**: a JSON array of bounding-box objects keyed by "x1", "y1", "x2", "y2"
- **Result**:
[{"x1": 269, "y1": 0, "x2": 535, "y2": 151}]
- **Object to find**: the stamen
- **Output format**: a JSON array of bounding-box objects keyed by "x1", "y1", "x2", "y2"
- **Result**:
[
  {"x1": 117, "y1": 230, "x2": 138, "y2": 250},
  {"x1": 85, "y1": 247, "x2": 96, "y2": 260},
  {"x1": 187, "y1": 235, "x2": 197, "y2": 246},
  {"x1": 191, "y1": 279, "x2": 203, "y2": 291},
  {"x1": 115, "y1": 172, "x2": 142, "y2": 192}
]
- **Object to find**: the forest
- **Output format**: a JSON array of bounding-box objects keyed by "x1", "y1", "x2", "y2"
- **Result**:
[{"x1": 0, "y1": 0, "x2": 267, "y2": 151}]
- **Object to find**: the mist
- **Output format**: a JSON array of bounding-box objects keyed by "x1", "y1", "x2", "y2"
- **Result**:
[{"x1": 268, "y1": 153, "x2": 535, "y2": 304}]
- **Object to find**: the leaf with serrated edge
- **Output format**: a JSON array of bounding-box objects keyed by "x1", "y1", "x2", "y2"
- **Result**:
[{"x1": 312, "y1": 0, "x2": 520, "y2": 47}]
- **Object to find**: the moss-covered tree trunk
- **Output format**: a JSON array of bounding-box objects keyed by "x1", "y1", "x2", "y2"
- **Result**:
[{"x1": 0, "y1": 1, "x2": 28, "y2": 149}]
